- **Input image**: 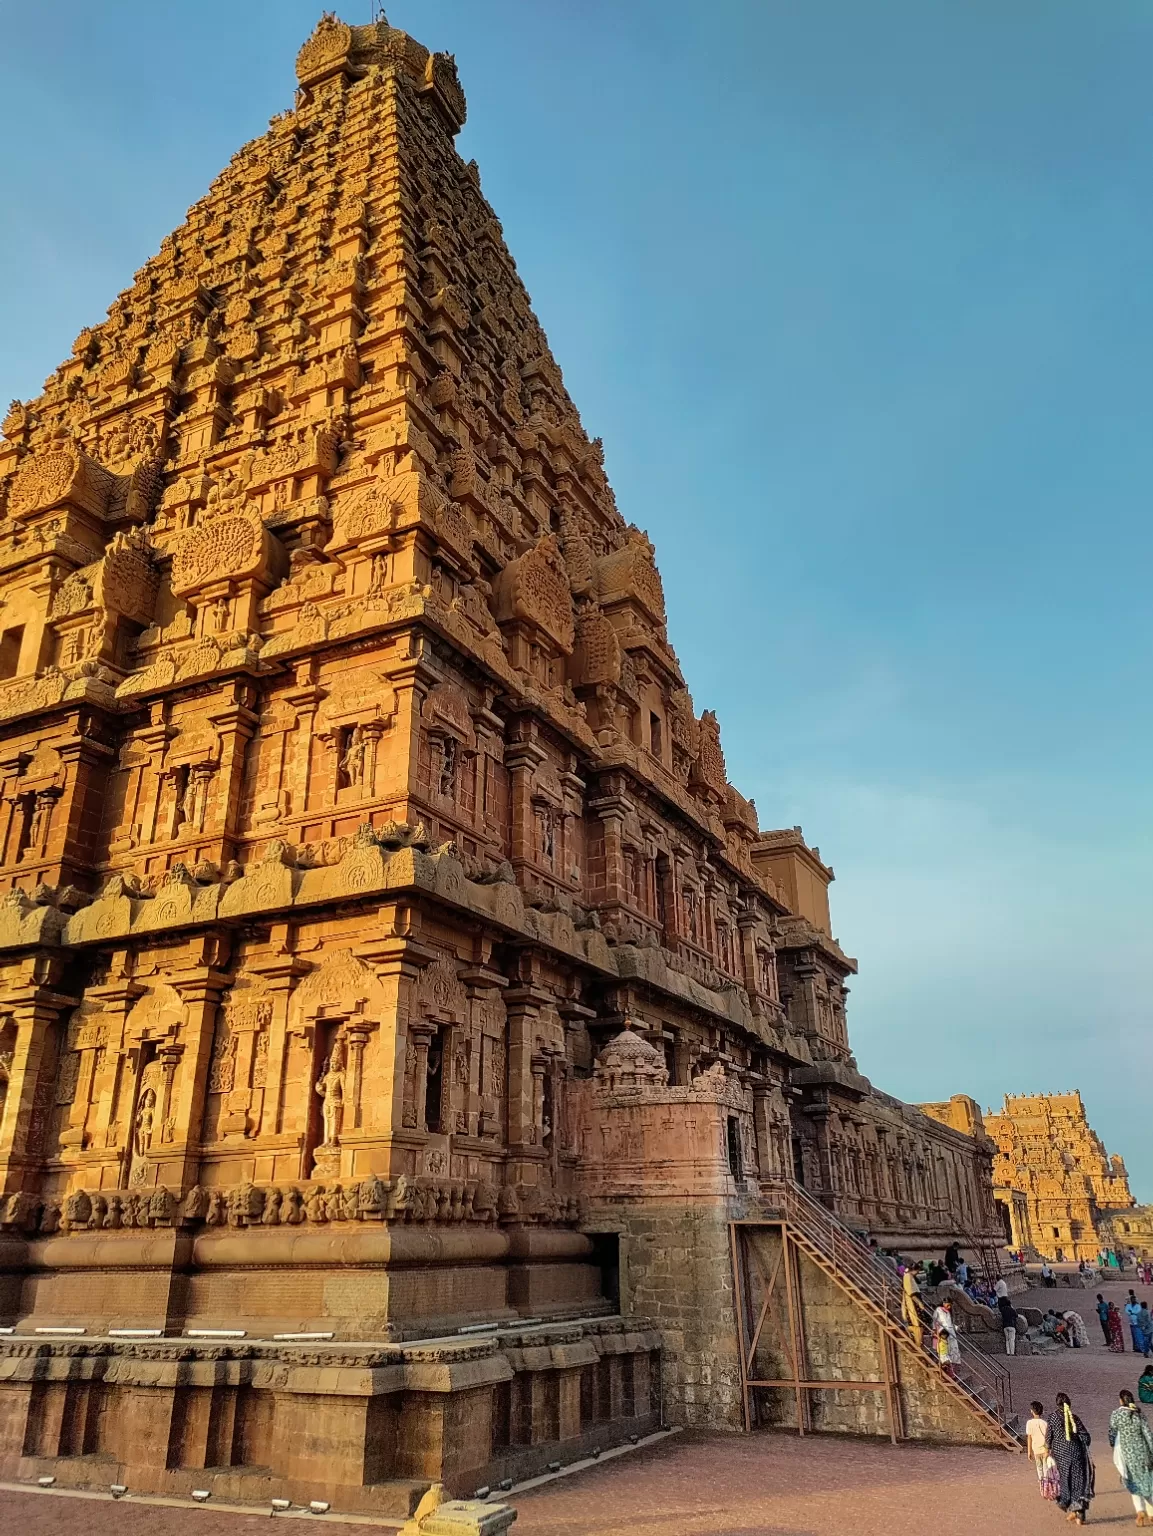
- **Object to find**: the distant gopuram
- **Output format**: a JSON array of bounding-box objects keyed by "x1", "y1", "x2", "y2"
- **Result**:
[
  {"x1": 0, "y1": 12, "x2": 1008, "y2": 1510},
  {"x1": 984, "y1": 1091, "x2": 1134, "y2": 1260}
]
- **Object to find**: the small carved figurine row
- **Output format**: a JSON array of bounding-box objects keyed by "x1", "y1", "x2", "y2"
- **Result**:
[{"x1": 0, "y1": 1175, "x2": 584, "y2": 1235}]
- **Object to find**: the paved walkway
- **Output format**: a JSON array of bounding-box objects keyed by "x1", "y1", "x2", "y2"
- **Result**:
[
  {"x1": 0, "y1": 1488, "x2": 278, "y2": 1535},
  {"x1": 0, "y1": 1277, "x2": 1147, "y2": 1534},
  {"x1": 511, "y1": 1276, "x2": 1153, "y2": 1535}
]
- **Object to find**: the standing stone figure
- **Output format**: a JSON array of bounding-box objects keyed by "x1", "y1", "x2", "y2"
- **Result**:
[
  {"x1": 315, "y1": 1037, "x2": 347, "y2": 1146},
  {"x1": 340, "y1": 726, "x2": 366, "y2": 787},
  {"x1": 133, "y1": 1087, "x2": 156, "y2": 1159}
]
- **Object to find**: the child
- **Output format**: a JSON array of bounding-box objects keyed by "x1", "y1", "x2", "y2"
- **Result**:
[{"x1": 1025, "y1": 1400, "x2": 1050, "y2": 1492}]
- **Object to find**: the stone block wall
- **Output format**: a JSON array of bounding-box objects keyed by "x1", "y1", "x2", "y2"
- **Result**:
[
  {"x1": 586, "y1": 1196, "x2": 749, "y2": 1431},
  {"x1": 741, "y1": 1230, "x2": 1007, "y2": 1446},
  {"x1": 0, "y1": 1317, "x2": 660, "y2": 1508}
]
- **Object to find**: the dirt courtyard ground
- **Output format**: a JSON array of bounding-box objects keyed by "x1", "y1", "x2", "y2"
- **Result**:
[{"x1": 0, "y1": 1277, "x2": 1148, "y2": 1535}]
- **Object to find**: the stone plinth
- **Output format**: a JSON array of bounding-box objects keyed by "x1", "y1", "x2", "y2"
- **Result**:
[{"x1": 0, "y1": 1316, "x2": 658, "y2": 1508}]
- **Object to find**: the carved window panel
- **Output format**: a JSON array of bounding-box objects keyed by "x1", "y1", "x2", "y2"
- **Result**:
[
  {"x1": 0, "y1": 626, "x2": 24, "y2": 680},
  {"x1": 0, "y1": 1018, "x2": 14, "y2": 1138},
  {"x1": 533, "y1": 802, "x2": 556, "y2": 869},
  {"x1": 335, "y1": 723, "x2": 367, "y2": 792},
  {"x1": 252, "y1": 1028, "x2": 269, "y2": 1088},
  {"x1": 208, "y1": 1019, "x2": 237, "y2": 1094},
  {"x1": 424, "y1": 1026, "x2": 447, "y2": 1134},
  {"x1": 451, "y1": 1034, "x2": 471, "y2": 1135},
  {"x1": 11, "y1": 794, "x2": 36, "y2": 863},
  {"x1": 169, "y1": 765, "x2": 191, "y2": 837},
  {"x1": 54, "y1": 1050, "x2": 81, "y2": 1107},
  {"x1": 682, "y1": 887, "x2": 700, "y2": 947},
  {"x1": 758, "y1": 948, "x2": 778, "y2": 1001},
  {"x1": 654, "y1": 854, "x2": 670, "y2": 934}
]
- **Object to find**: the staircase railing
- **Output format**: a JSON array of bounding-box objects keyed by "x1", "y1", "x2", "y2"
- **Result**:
[{"x1": 758, "y1": 1177, "x2": 1015, "y2": 1429}]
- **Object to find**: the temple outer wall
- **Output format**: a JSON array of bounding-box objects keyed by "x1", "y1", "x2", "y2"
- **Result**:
[{"x1": 585, "y1": 1195, "x2": 747, "y2": 1431}]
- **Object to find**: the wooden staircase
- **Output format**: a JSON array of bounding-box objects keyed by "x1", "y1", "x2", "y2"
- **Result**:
[{"x1": 734, "y1": 1179, "x2": 1022, "y2": 1450}]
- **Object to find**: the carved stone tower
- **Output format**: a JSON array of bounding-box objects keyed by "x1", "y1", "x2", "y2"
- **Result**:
[{"x1": 0, "y1": 13, "x2": 1008, "y2": 1510}]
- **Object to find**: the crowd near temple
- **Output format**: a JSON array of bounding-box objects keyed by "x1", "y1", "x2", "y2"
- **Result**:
[{"x1": 0, "y1": 12, "x2": 1147, "y2": 1525}]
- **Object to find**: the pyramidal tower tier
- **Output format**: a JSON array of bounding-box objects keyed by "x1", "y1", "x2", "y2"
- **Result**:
[{"x1": 0, "y1": 13, "x2": 1007, "y2": 1508}]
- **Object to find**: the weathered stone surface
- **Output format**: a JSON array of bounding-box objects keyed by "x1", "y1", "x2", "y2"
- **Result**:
[{"x1": 0, "y1": 7, "x2": 1011, "y2": 1510}]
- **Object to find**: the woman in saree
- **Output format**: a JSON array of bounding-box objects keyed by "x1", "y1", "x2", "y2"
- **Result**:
[
  {"x1": 1110, "y1": 1389, "x2": 1153, "y2": 1526},
  {"x1": 1111, "y1": 1302, "x2": 1129, "y2": 1353},
  {"x1": 1047, "y1": 1392, "x2": 1094, "y2": 1525}
]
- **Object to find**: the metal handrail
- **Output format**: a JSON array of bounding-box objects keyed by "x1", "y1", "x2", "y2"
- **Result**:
[{"x1": 761, "y1": 1178, "x2": 1014, "y2": 1424}]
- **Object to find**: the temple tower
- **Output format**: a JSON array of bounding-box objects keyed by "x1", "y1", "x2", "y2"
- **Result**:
[{"x1": 0, "y1": 13, "x2": 1011, "y2": 1508}]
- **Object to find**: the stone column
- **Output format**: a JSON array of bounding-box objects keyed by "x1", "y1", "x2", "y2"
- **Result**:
[
  {"x1": 503, "y1": 985, "x2": 551, "y2": 1187},
  {"x1": 249, "y1": 949, "x2": 309, "y2": 1141},
  {"x1": 587, "y1": 778, "x2": 630, "y2": 912},
  {"x1": 505, "y1": 737, "x2": 544, "y2": 874},
  {"x1": 165, "y1": 968, "x2": 228, "y2": 1190},
  {"x1": 57, "y1": 1006, "x2": 108, "y2": 1156},
  {"x1": 752, "y1": 1082, "x2": 775, "y2": 1178},
  {"x1": 0, "y1": 986, "x2": 76, "y2": 1190},
  {"x1": 409, "y1": 1024, "x2": 434, "y2": 1133},
  {"x1": 207, "y1": 685, "x2": 259, "y2": 852},
  {"x1": 736, "y1": 909, "x2": 760, "y2": 1000},
  {"x1": 157, "y1": 1046, "x2": 182, "y2": 1142},
  {"x1": 345, "y1": 1022, "x2": 371, "y2": 1131}
]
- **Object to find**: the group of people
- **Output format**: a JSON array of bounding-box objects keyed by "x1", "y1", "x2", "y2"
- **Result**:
[
  {"x1": 1039, "y1": 1309, "x2": 1090, "y2": 1350},
  {"x1": 1098, "y1": 1251, "x2": 1152, "y2": 1279},
  {"x1": 875, "y1": 1238, "x2": 998, "y2": 1305},
  {"x1": 1026, "y1": 1389, "x2": 1153, "y2": 1526},
  {"x1": 1096, "y1": 1293, "x2": 1153, "y2": 1356}
]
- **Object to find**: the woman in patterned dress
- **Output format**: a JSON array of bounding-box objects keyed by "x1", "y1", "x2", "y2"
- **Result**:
[
  {"x1": 1110, "y1": 1303, "x2": 1129, "y2": 1353},
  {"x1": 1110, "y1": 1390, "x2": 1153, "y2": 1526}
]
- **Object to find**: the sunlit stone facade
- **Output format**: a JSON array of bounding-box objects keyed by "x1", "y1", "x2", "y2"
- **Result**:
[
  {"x1": 0, "y1": 13, "x2": 1005, "y2": 1505},
  {"x1": 985, "y1": 1091, "x2": 1135, "y2": 1260}
]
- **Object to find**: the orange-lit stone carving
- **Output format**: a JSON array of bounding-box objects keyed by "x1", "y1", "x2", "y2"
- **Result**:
[{"x1": 0, "y1": 12, "x2": 1008, "y2": 1509}]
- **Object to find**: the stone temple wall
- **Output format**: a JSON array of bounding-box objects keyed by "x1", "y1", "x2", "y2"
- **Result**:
[{"x1": 0, "y1": 11, "x2": 1007, "y2": 1506}]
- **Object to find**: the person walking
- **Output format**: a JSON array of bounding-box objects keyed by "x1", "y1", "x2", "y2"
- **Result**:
[
  {"x1": 998, "y1": 1293, "x2": 1019, "y2": 1356},
  {"x1": 1042, "y1": 1261, "x2": 1056, "y2": 1287},
  {"x1": 1139, "y1": 1304, "x2": 1153, "y2": 1360},
  {"x1": 1025, "y1": 1399, "x2": 1052, "y2": 1493},
  {"x1": 1128, "y1": 1291, "x2": 1147, "y2": 1355},
  {"x1": 1099, "y1": 1294, "x2": 1114, "y2": 1346},
  {"x1": 1046, "y1": 1392, "x2": 1095, "y2": 1526},
  {"x1": 1109, "y1": 1389, "x2": 1153, "y2": 1526},
  {"x1": 901, "y1": 1265, "x2": 924, "y2": 1350},
  {"x1": 1110, "y1": 1302, "x2": 1129, "y2": 1353},
  {"x1": 933, "y1": 1298, "x2": 960, "y2": 1376}
]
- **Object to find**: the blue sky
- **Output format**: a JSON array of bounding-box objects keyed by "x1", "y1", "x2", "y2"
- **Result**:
[{"x1": 2, "y1": 1, "x2": 1150, "y2": 1196}]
